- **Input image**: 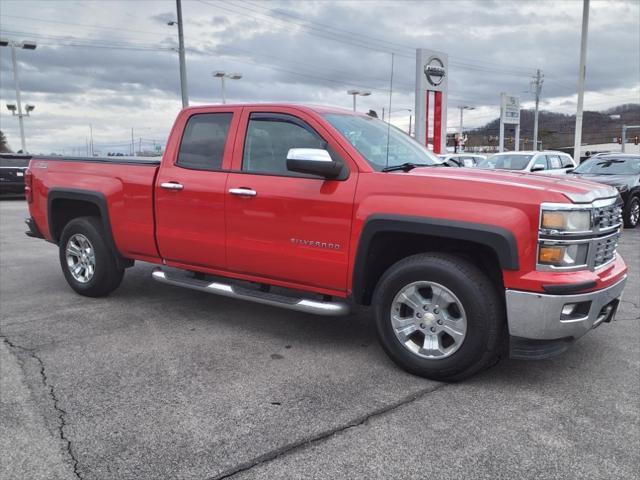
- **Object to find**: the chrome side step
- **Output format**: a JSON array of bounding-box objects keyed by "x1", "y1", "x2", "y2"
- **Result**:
[{"x1": 151, "y1": 268, "x2": 350, "y2": 316}]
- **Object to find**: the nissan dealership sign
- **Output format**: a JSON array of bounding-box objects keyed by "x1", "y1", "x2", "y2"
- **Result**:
[
  {"x1": 415, "y1": 48, "x2": 449, "y2": 153},
  {"x1": 424, "y1": 56, "x2": 446, "y2": 87}
]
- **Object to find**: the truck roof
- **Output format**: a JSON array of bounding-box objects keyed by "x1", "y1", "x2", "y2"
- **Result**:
[{"x1": 181, "y1": 103, "x2": 361, "y2": 115}]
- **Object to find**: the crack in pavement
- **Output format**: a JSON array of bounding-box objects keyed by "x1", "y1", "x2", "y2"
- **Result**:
[
  {"x1": 208, "y1": 383, "x2": 448, "y2": 480},
  {"x1": 1, "y1": 336, "x2": 83, "y2": 480}
]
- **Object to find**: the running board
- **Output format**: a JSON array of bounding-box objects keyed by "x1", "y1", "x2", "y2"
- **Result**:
[{"x1": 151, "y1": 268, "x2": 350, "y2": 316}]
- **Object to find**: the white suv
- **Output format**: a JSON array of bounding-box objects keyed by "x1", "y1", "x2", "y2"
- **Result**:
[
  {"x1": 477, "y1": 151, "x2": 576, "y2": 175},
  {"x1": 438, "y1": 153, "x2": 486, "y2": 168}
]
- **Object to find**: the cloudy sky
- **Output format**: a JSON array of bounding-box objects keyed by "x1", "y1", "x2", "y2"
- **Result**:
[{"x1": 1, "y1": 0, "x2": 638, "y2": 154}]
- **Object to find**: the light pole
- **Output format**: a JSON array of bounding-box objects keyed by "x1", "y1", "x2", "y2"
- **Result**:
[
  {"x1": 1, "y1": 38, "x2": 37, "y2": 153},
  {"x1": 167, "y1": 0, "x2": 189, "y2": 108},
  {"x1": 347, "y1": 90, "x2": 371, "y2": 112},
  {"x1": 213, "y1": 72, "x2": 242, "y2": 104}
]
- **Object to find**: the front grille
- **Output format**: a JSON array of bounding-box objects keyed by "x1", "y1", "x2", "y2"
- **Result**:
[
  {"x1": 594, "y1": 203, "x2": 622, "y2": 231},
  {"x1": 593, "y1": 232, "x2": 620, "y2": 268}
]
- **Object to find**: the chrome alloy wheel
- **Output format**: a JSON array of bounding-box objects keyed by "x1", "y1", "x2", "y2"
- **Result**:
[
  {"x1": 631, "y1": 200, "x2": 640, "y2": 226},
  {"x1": 390, "y1": 281, "x2": 467, "y2": 359},
  {"x1": 65, "y1": 234, "x2": 96, "y2": 283}
]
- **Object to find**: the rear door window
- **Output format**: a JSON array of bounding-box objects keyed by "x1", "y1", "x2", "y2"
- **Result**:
[
  {"x1": 177, "y1": 113, "x2": 232, "y2": 170},
  {"x1": 560, "y1": 155, "x2": 574, "y2": 168},
  {"x1": 548, "y1": 155, "x2": 562, "y2": 169}
]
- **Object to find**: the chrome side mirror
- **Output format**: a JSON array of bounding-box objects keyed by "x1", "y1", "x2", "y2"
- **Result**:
[{"x1": 286, "y1": 148, "x2": 343, "y2": 178}]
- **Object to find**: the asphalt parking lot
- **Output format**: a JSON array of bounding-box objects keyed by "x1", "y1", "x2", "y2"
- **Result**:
[{"x1": 1, "y1": 199, "x2": 638, "y2": 480}]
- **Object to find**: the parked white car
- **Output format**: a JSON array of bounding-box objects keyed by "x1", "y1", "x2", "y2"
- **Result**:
[
  {"x1": 477, "y1": 151, "x2": 576, "y2": 175},
  {"x1": 438, "y1": 153, "x2": 486, "y2": 167}
]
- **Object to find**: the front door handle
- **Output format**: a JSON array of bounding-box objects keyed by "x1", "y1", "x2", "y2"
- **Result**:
[
  {"x1": 229, "y1": 188, "x2": 257, "y2": 197},
  {"x1": 160, "y1": 182, "x2": 184, "y2": 191}
]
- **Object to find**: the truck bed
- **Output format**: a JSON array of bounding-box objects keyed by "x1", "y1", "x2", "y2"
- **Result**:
[{"x1": 28, "y1": 155, "x2": 161, "y2": 262}]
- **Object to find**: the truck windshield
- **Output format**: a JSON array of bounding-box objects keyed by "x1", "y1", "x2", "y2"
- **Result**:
[
  {"x1": 323, "y1": 113, "x2": 440, "y2": 171},
  {"x1": 573, "y1": 156, "x2": 640, "y2": 175},
  {"x1": 478, "y1": 154, "x2": 533, "y2": 170}
]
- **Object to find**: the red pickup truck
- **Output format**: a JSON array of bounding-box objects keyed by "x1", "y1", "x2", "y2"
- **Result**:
[{"x1": 25, "y1": 104, "x2": 628, "y2": 381}]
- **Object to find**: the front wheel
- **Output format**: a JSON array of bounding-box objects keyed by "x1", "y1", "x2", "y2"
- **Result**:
[
  {"x1": 372, "y1": 253, "x2": 506, "y2": 382},
  {"x1": 623, "y1": 196, "x2": 639, "y2": 228},
  {"x1": 59, "y1": 217, "x2": 124, "y2": 297}
]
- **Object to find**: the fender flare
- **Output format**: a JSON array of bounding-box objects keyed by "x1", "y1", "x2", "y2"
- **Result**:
[
  {"x1": 47, "y1": 188, "x2": 132, "y2": 268},
  {"x1": 352, "y1": 215, "x2": 519, "y2": 304}
]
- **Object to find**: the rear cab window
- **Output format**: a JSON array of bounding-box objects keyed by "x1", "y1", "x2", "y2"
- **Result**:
[{"x1": 177, "y1": 113, "x2": 232, "y2": 171}]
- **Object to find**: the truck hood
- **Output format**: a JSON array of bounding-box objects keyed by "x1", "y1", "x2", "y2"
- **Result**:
[
  {"x1": 406, "y1": 167, "x2": 618, "y2": 203},
  {"x1": 567, "y1": 173, "x2": 637, "y2": 189}
]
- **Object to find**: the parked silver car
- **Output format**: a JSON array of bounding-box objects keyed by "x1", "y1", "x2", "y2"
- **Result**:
[{"x1": 477, "y1": 150, "x2": 576, "y2": 175}]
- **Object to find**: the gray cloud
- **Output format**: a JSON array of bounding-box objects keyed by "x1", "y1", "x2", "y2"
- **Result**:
[{"x1": 0, "y1": 0, "x2": 638, "y2": 153}]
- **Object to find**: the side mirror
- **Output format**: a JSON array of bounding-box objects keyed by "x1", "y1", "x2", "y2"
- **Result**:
[
  {"x1": 286, "y1": 148, "x2": 343, "y2": 178},
  {"x1": 531, "y1": 165, "x2": 545, "y2": 172}
]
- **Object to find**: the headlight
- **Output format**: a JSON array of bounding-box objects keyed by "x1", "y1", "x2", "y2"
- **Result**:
[
  {"x1": 538, "y1": 243, "x2": 589, "y2": 267},
  {"x1": 541, "y1": 209, "x2": 591, "y2": 232}
]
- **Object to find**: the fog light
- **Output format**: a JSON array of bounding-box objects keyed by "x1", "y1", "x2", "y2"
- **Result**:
[{"x1": 562, "y1": 304, "x2": 577, "y2": 316}]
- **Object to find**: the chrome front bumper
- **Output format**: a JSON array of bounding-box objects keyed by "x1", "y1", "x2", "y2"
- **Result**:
[{"x1": 505, "y1": 276, "x2": 627, "y2": 341}]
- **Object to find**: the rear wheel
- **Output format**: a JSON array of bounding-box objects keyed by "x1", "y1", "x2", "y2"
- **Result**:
[
  {"x1": 623, "y1": 196, "x2": 639, "y2": 228},
  {"x1": 59, "y1": 217, "x2": 124, "y2": 297},
  {"x1": 372, "y1": 253, "x2": 506, "y2": 381}
]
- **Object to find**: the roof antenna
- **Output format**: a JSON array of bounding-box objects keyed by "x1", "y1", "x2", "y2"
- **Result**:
[{"x1": 385, "y1": 52, "x2": 395, "y2": 169}]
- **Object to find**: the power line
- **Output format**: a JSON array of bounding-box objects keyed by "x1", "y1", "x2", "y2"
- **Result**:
[
  {"x1": 0, "y1": 14, "x2": 171, "y2": 38},
  {"x1": 0, "y1": 29, "x2": 173, "y2": 52},
  {"x1": 198, "y1": 0, "x2": 535, "y2": 78},
  {"x1": 232, "y1": 0, "x2": 535, "y2": 74}
]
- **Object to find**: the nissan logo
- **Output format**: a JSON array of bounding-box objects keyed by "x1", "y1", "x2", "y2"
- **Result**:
[{"x1": 424, "y1": 56, "x2": 446, "y2": 87}]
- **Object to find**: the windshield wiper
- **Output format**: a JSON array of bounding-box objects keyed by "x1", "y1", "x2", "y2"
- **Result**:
[{"x1": 382, "y1": 162, "x2": 439, "y2": 172}]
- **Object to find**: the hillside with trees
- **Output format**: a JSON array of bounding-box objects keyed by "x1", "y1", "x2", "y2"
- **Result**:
[{"x1": 465, "y1": 103, "x2": 640, "y2": 150}]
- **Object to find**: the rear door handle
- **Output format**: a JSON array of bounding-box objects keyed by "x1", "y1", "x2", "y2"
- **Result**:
[
  {"x1": 229, "y1": 188, "x2": 257, "y2": 197},
  {"x1": 160, "y1": 182, "x2": 184, "y2": 191}
]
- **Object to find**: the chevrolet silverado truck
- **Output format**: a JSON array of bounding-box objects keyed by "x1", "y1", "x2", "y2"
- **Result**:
[{"x1": 24, "y1": 104, "x2": 628, "y2": 381}]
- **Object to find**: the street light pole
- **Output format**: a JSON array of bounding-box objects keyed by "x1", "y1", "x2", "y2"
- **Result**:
[
  {"x1": 1, "y1": 39, "x2": 36, "y2": 153},
  {"x1": 213, "y1": 72, "x2": 242, "y2": 104},
  {"x1": 347, "y1": 90, "x2": 371, "y2": 112},
  {"x1": 9, "y1": 44, "x2": 27, "y2": 153},
  {"x1": 175, "y1": 0, "x2": 189, "y2": 108},
  {"x1": 573, "y1": 0, "x2": 590, "y2": 161}
]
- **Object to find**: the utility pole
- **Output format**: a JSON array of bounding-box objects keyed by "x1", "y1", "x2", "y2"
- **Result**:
[
  {"x1": 532, "y1": 69, "x2": 544, "y2": 151},
  {"x1": 176, "y1": 0, "x2": 189, "y2": 108},
  {"x1": 573, "y1": 0, "x2": 590, "y2": 162},
  {"x1": 131, "y1": 128, "x2": 135, "y2": 156}
]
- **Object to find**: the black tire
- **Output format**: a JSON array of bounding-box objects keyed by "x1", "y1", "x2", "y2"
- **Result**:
[
  {"x1": 58, "y1": 216, "x2": 124, "y2": 297},
  {"x1": 623, "y1": 196, "x2": 639, "y2": 228},
  {"x1": 372, "y1": 253, "x2": 506, "y2": 382}
]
